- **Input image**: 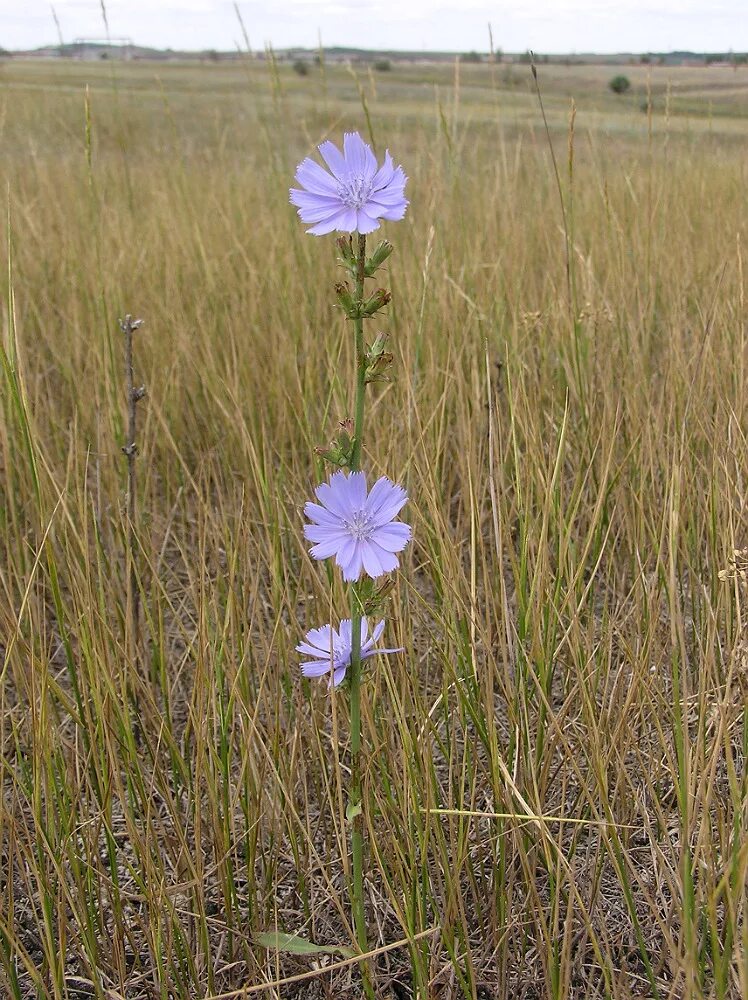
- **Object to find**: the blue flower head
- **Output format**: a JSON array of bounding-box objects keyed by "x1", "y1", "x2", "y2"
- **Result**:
[
  {"x1": 290, "y1": 132, "x2": 409, "y2": 236},
  {"x1": 304, "y1": 470, "x2": 412, "y2": 582},
  {"x1": 297, "y1": 618, "x2": 402, "y2": 687}
]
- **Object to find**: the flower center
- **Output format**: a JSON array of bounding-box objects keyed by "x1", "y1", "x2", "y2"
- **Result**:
[
  {"x1": 345, "y1": 510, "x2": 374, "y2": 541},
  {"x1": 338, "y1": 174, "x2": 372, "y2": 210}
]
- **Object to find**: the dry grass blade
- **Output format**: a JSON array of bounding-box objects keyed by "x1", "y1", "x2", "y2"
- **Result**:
[{"x1": 0, "y1": 55, "x2": 746, "y2": 1000}]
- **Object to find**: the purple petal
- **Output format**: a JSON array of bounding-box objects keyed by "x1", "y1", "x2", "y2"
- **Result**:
[
  {"x1": 356, "y1": 209, "x2": 382, "y2": 234},
  {"x1": 295, "y1": 202, "x2": 346, "y2": 225},
  {"x1": 307, "y1": 533, "x2": 347, "y2": 560},
  {"x1": 304, "y1": 501, "x2": 343, "y2": 528},
  {"x1": 367, "y1": 186, "x2": 408, "y2": 208},
  {"x1": 361, "y1": 541, "x2": 387, "y2": 578},
  {"x1": 372, "y1": 151, "x2": 395, "y2": 190},
  {"x1": 332, "y1": 666, "x2": 348, "y2": 686},
  {"x1": 314, "y1": 472, "x2": 355, "y2": 519},
  {"x1": 370, "y1": 522, "x2": 412, "y2": 553},
  {"x1": 301, "y1": 659, "x2": 335, "y2": 677},
  {"x1": 374, "y1": 202, "x2": 408, "y2": 222},
  {"x1": 343, "y1": 132, "x2": 376, "y2": 177},
  {"x1": 318, "y1": 140, "x2": 347, "y2": 180},
  {"x1": 333, "y1": 207, "x2": 359, "y2": 232},
  {"x1": 309, "y1": 540, "x2": 343, "y2": 560},
  {"x1": 361, "y1": 619, "x2": 385, "y2": 654},
  {"x1": 371, "y1": 166, "x2": 407, "y2": 201},
  {"x1": 338, "y1": 619, "x2": 353, "y2": 645},
  {"x1": 388, "y1": 166, "x2": 408, "y2": 190},
  {"x1": 359, "y1": 617, "x2": 370, "y2": 646},
  {"x1": 301, "y1": 624, "x2": 335, "y2": 652},
  {"x1": 366, "y1": 542, "x2": 400, "y2": 576},
  {"x1": 345, "y1": 471, "x2": 368, "y2": 510},
  {"x1": 289, "y1": 188, "x2": 341, "y2": 211},
  {"x1": 304, "y1": 523, "x2": 346, "y2": 544},
  {"x1": 366, "y1": 195, "x2": 406, "y2": 215},
  {"x1": 339, "y1": 540, "x2": 364, "y2": 582},
  {"x1": 365, "y1": 477, "x2": 408, "y2": 524},
  {"x1": 307, "y1": 213, "x2": 351, "y2": 236},
  {"x1": 294, "y1": 158, "x2": 338, "y2": 196},
  {"x1": 302, "y1": 205, "x2": 358, "y2": 234},
  {"x1": 296, "y1": 642, "x2": 327, "y2": 657},
  {"x1": 334, "y1": 535, "x2": 356, "y2": 571},
  {"x1": 361, "y1": 644, "x2": 402, "y2": 660}
]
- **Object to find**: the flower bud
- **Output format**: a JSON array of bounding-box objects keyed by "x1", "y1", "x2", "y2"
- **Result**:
[
  {"x1": 369, "y1": 332, "x2": 388, "y2": 358},
  {"x1": 314, "y1": 418, "x2": 356, "y2": 467},
  {"x1": 364, "y1": 240, "x2": 393, "y2": 277},
  {"x1": 336, "y1": 419, "x2": 353, "y2": 456},
  {"x1": 363, "y1": 577, "x2": 396, "y2": 615},
  {"x1": 336, "y1": 235, "x2": 357, "y2": 274},
  {"x1": 365, "y1": 354, "x2": 393, "y2": 384},
  {"x1": 364, "y1": 332, "x2": 394, "y2": 383},
  {"x1": 334, "y1": 282, "x2": 358, "y2": 318},
  {"x1": 315, "y1": 445, "x2": 348, "y2": 467},
  {"x1": 361, "y1": 287, "x2": 391, "y2": 318}
]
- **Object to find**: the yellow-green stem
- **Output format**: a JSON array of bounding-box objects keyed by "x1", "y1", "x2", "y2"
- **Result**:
[{"x1": 348, "y1": 232, "x2": 373, "y2": 996}]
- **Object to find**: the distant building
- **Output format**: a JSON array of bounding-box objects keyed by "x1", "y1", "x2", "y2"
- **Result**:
[
  {"x1": 27, "y1": 46, "x2": 63, "y2": 58},
  {"x1": 71, "y1": 38, "x2": 134, "y2": 60}
]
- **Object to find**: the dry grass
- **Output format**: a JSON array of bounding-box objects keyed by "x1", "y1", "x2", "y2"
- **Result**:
[{"x1": 0, "y1": 56, "x2": 746, "y2": 999}]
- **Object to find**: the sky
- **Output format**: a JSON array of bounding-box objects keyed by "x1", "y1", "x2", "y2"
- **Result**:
[{"x1": 2, "y1": 0, "x2": 747, "y2": 55}]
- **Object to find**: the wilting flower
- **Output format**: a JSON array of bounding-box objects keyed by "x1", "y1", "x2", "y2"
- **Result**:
[
  {"x1": 304, "y1": 470, "x2": 411, "y2": 582},
  {"x1": 290, "y1": 131, "x2": 408, "y2": 236},
  {"x1": 297, "y1": 618, "x2": 402, "y2": 687}
]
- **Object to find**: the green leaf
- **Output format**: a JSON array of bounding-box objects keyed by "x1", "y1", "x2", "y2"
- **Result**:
[
  {"x1": 255, "y1": 931, "x2": 354, "y2": 958},
  {"x1": 346, "y1": 800, "x2": 362, "y2": 822}
]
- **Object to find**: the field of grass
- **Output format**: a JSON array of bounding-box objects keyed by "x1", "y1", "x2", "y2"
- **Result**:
[{"x1": 0, "y1": 56, "x2": 747, "y2": 998}]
